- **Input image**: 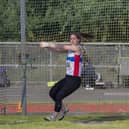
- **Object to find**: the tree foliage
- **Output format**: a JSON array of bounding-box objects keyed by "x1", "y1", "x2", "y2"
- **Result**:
[
  {"x1": 0, "y1": 0, "x2": 20, "y2": 41},
  {"x1": 0, "y1": 0, "x2": 129, "y2": 42}
]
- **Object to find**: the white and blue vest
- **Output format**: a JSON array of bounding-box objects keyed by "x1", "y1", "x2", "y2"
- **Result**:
[{"x1": 66, "y1": 50, "x2": 82, "y2": 77}]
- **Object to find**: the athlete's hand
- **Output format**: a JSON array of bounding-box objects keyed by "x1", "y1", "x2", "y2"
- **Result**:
[{"x1": 40, "y1": 42, "x2": 49, "y2": 48}]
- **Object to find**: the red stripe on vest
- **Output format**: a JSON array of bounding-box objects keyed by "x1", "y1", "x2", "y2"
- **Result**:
[{"x1": 74, "y1": 55, "x2": 80, "y2": 76}]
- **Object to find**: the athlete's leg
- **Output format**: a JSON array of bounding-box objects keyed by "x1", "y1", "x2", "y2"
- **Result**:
[
  {"x1": 49, "y1": 78, "x2": 66, "y2": 101},
  {"x1": 44, "y1": 78, "x2": 66, "y2": 121},
  {"x1": 54, "y1": 76, "x2": 81, "y2": 112}
]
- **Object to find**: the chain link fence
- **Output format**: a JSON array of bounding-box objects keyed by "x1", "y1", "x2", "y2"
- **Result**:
[
  {"x1": 0, "y1": 42, "x2": 129, "y2": 108},
  {"x1": 1, "y1": 0, "x2": 129, "y2": 114}
]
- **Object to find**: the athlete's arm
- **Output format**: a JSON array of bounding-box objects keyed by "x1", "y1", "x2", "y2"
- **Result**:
[{"x1": 40, "y1": 42, "x2": 80, "y2": 54}]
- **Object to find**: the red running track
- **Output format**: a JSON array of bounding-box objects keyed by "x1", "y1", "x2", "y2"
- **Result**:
[{"x1": 1, "y1": 103, "x2": 129, "y2": 114}]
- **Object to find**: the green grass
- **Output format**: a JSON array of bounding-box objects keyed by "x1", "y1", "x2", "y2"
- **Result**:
[{"x1": 0, "y1": 113, "x2": 129, "y2": 129}]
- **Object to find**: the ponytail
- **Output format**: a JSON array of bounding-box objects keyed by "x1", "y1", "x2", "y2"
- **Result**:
[
  {"x1": 80, "y1": 32, "x2": 95, "y2": 40},
  {"x1": 71, "y1": 32, "x2": 94, "y2": 42}
]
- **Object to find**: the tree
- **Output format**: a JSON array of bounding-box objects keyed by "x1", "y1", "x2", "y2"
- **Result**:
[
  {"x1": 1, "y1": 0, "x2": 129, "y2": 42},
  {"x1": 0, "y1": 0, "x2": 20, "y2": 41}
]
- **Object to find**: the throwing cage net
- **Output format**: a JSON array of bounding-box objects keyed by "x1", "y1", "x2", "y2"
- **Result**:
[{"x1": 0, "y1": 0, "x2": 129, "y2": 114}]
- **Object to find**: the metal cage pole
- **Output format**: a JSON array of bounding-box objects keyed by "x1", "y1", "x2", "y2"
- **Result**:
[{"x1": 20, "y1": 0, "x2": 27, "y2": 115}]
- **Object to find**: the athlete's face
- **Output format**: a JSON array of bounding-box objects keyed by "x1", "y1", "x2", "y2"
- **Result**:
[{"x1": 70, "y1": 34, "x2": 80, "y2": 45}]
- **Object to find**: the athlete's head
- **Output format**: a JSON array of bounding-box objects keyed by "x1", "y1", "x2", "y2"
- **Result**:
[
  {"x1": 70, "y1": 32, "x2": 81, "y2": 45},
  {"x1": 70, "y1": 32, "x2": 94, "y2": 45}
]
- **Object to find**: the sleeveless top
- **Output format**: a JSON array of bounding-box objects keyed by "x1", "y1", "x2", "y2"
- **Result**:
[{"x1": 66, "y1": 48, "x2": 82, "y2": 77}]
